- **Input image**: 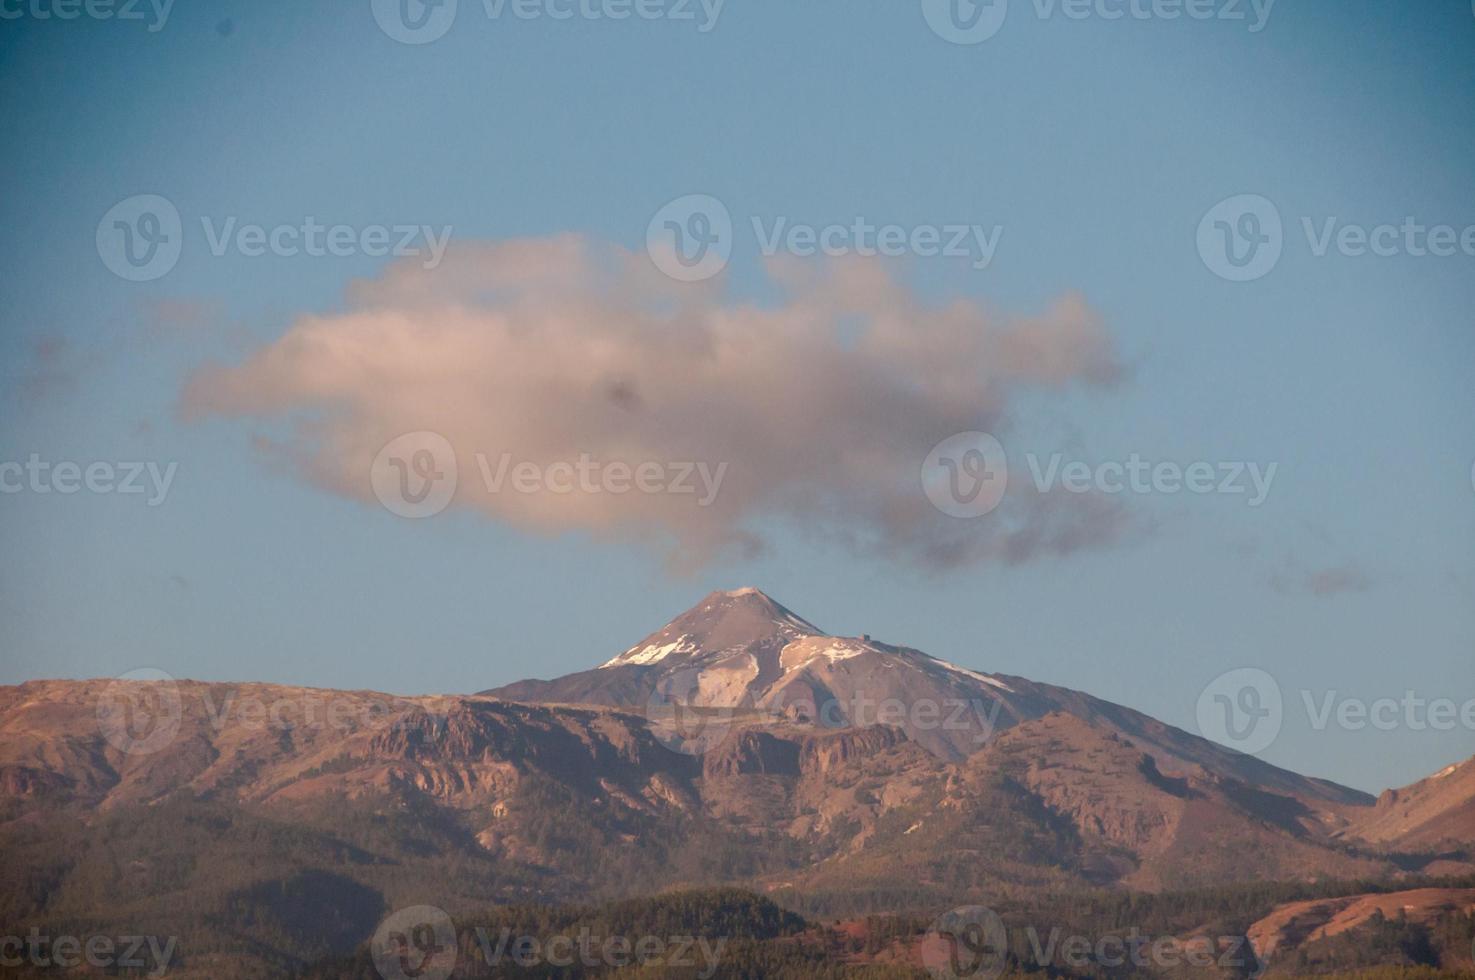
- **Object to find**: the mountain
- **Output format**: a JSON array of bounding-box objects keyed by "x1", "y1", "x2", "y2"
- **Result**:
[
  {"x1": 1246, "y1": 886, "x2": 1475, "y2": 972},
  {"x1": 485, "y1": 587, "x2": 1368, "y2": 809},
  {"x1": 1344, "y1": 755, "x2": 1475, "y2": 853},
  {"x1": 2, "y1": 588, "x2": 1472, "y2": 976}
]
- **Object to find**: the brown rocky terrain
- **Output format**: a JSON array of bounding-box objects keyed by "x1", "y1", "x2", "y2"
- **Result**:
[
  {"x1": 1247, "y1": 887, "x2": 1475, "y2": 960},
  {"x1": 1344, "y1": 756, "x2": 1475, "y2": 855},
  {"x1": 487, "y1": 588, "x2": 1373, "y2": 809},
  {"x1": 2, "y1": 588, "x2": 1472, "y2": 976}
]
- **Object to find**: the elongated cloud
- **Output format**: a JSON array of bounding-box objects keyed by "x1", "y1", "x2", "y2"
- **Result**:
[
  {"x1": 182, "y1": 236, "x2": 1130, "y2": 570},
  {"x1": 1272, "y1": 562, "x2": 1376, "y2": 598}
]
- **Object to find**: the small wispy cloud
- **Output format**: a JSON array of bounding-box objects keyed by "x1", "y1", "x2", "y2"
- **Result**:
[
  {"x1": 11, "y1": 335, "x2": 92, "y2": 404},
  {"x1": 143, "y1": 296, "x2": 222, "y2": 337},
  {"x1": 1271, "y1": 560, "x2": 1376, "y2": 598}
]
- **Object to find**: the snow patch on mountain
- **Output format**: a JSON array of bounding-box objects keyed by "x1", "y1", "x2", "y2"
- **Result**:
[
  {"x1": 601, "y1": 634, "x2": 697, "y2": 668},
  {"x1": 779, "y1": 636, "x2": 873, "y2": 672},
  {"x1": 931, "y1": 658, "x2": 1014, "y2": 692},
  {"x1": 693, "y1": 654, "x2": 760, "y2": 705}
]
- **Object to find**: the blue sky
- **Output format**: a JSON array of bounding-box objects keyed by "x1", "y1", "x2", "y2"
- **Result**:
[{"x1": 1, "y1": 0, "x2": 1472, "y2": 794}]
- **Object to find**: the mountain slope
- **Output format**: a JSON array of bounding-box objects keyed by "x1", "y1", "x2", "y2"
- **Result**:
[
  {"x1": 4, "y1": 589, "x2": 1470, "y2": 976},
  {"x1": 484, "y1": 587, "x2": 1371, "y2": 811},
  {"x1": 0, "y1": 679, "x2": 1406, "y2": 898},
  {"x1": 1246, "y1": 887, "x2": 1475, "y2": 968},
  {"x1": 1, "y1": 673, "x2": 1468, "y2": 977},
  {"x1": 1344, "y1": 756, "x2": 1475, "y2": 851}
]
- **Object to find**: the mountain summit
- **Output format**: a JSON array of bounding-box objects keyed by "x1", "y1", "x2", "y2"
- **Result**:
[
  {"x1": 486, "y1": 586, "x2": 1022, "y2": 759},
  {"x1": 483, "y1": 590, "x2": 1368, "y2": 809},
  {"x1": 598, "y1": 588, "x2": 822, "y2": 669}
]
